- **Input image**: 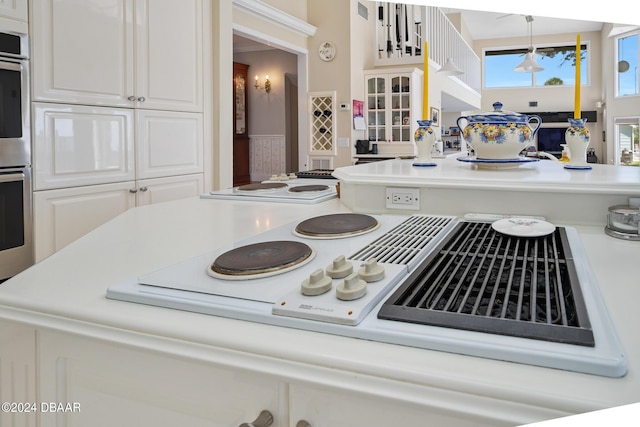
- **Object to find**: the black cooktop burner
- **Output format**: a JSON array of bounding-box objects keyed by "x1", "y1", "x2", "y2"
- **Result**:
[
  {"x1": 288, "y1": 184, "x2": 330, "y2": 193},
  {"x1": 379, "y1": 221, "x2": 595, "y2": 346},
  {"x1": 294, "y1": 213, "x2": 379, "y2": 238},
  {"x1": 236, "y1": 182, "x2": 288, "y2": 192},
  {"x1": 208, "y1": 240, "x2": 314, "y2": 279}
]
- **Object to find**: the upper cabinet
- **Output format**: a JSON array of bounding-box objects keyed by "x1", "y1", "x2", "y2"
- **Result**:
[
  {"x1": 364, "y1": 68, "x2": 423, "y2": 144},
  {"x1": 0, "y1": 0, "x2": 27, "y2": 22},
  {"x1": 31, "y1": 0, "x2": 203, "y2": 112}
]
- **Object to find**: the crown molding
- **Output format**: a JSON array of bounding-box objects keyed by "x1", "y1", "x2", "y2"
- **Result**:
[{"x1": 233, "y1": 0, "x2": 317, "y2": 38}]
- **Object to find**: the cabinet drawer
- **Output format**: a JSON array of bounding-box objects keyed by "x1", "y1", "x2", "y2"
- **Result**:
[
  {"x1": 33, "y1": 103, "x2": 135, "y2": 190},
  {"x1": 38, "y1": 330, "x2": 283, "y2": 427}
]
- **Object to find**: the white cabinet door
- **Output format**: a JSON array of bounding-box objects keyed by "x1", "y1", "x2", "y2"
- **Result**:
[
  {"x1": 31, "y1": 0, "x2": 203, "y2": 112},
  {"x1": 0, "y1": 0, "x2": 28, "y2": 22},
  {"x1": 136, "y1": 173, "x2": 203, "y2": 206},
  {"x1": 32, "y1": 103, "x2": 135, "y2": 190},
  {"x1": 364, "y1": 68, "x2": 423, "y2": 144},
  {"x1": 136, "y1": 110, "x2": 203, "y2": 179},
  {"x1": 31, "y1": 0, "x2": 135, "y2": 107},
  {"x1": 290, "y1": 383, "x2": 504, "y2": 427},
  {"x1": 0, "y1": 320, "x2": 36, "y2": 427},
  {"x1": 33, "y1": 182, "x2": 136, "y2": 262},
  {"x1": 135, "y1": 0, "x2": 203, "y2": 112},
  {"x1": 38, "y1": 330, "x2": 283, "y2": 427}
]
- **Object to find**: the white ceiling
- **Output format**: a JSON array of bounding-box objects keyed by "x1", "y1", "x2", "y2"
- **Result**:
[{"x1": 442, "y1": 9, "x2": 605, "y2": 40}]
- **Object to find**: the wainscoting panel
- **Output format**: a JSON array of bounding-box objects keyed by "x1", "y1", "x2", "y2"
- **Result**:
[{"x1": 250, "y1": 135, "x2": 285, "y2": 182}]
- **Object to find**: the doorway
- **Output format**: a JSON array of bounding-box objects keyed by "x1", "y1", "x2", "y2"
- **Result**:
[{"x1": 232, "y1": 29, "x2": 309, "y2": 180}]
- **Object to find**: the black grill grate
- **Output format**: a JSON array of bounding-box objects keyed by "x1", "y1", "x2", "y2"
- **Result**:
[{"x1": 378, "y1": 222, "x2": 595, "y2": 346}]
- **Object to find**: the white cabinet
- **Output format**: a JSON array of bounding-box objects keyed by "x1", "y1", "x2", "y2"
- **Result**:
[
  {"x1": 33, "y1": 182, "x2": 137, "y2": 261},
  {"x1": 0, "y1": 320, "x2": 36, "y2": 427},
  {"x1": 364, "y1": 68, "x2": 423, "y2": 144},
  {"x1": 136, "y1": 109, "x2": 203, "y2": 179},
  {"x1": 30, "y1": 0, "x2": 206, "y2": 261},
  {"x1": 289, "y1": 383, "x2": 501, "y2": 427},
  {"x1": 31, "y1": 0, "x2": 203, "y2": 112},
  {"x1": 0, "y1": 0, "x2": 27, "y2": 22},
  {"x1": 38, "y1": 330, "x2": 283, "y2": 427},
  {"x1": 32, "y1": 103, "x2": 136, "y2": 191},
  {"x1": 136, "y1": 174, "x2": 203, "y2": 206},
  {"x1": 33, "y1": 174, "x2": 203, "y2": 261},
  {"x1": 33, "y1": 103, "x2": 204, "y2": 189}
]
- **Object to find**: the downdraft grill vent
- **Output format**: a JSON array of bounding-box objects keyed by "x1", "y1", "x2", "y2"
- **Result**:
[
  {"x1": 350, "y1": 215, "x2": 456, "y2": 267},
  {"x1": 378, "y1": 222, "x2": 595, "y2": 346}
]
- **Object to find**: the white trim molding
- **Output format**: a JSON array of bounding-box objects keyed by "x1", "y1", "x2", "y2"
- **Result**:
[{"x1": 232, "y1": 0, "x2": 317, "y2": 37}]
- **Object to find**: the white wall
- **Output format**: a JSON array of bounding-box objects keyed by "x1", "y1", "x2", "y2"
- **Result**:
[{"x1": 233, "y1": 49, "x2": 298, "y2": 136}]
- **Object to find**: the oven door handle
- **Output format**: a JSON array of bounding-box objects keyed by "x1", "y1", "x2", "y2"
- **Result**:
[{"x1": 0, "y1": 172, "x2": 25, "y2": 183}]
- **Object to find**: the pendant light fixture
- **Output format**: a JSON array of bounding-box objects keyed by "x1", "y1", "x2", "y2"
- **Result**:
[
  {"x1": 513, "y1": 16, "x2": 544, "y2": 73},
  {"x1": 438, "y1": 58, "x2": 464, "y2": 76}
]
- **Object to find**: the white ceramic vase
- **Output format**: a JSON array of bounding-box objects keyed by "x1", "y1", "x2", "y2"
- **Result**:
[
  {"x1": 565, "y1": 118, "x2": 590, "y2": 165},
  {"x1": 413, "y1": 120, "x2": 436, "y2": 167}
]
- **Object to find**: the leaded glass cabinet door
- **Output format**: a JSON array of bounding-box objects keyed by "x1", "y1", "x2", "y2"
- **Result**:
[
  {"x1": 390, "y1": 76, "x2": 411, "y2": 143},
  {"x1": 364, "y1": 69, "x2": 422, "y2": 146},
  {"x1": 366, "y1": 76, "x2": 386, "y2": 142}
]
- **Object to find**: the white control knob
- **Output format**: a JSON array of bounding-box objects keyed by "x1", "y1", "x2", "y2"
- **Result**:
[
  {"x1": 270, "y1": 174, "x2": 279, "y2": 181},
  {"x1": 336, "y1": 273, "x2": 367, "y2": 301},
  {"x1": 279, "y1": 173, "x2": 289, "y2": 180},
  {"x1": 288, "y1": 173, "x2": 297, "y2": 179},
  {"x1": 326, "y1": 255, "x2": 353, "y2": 279},
  {"x1": 358, "y1": 258, "x2": 385, "y2": 282},
  {"x1": 301, "y1": 268, "x2": 332, "y2": 296}
]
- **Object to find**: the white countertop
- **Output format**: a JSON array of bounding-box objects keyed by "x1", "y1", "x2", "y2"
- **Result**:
[
  {"x1": 334, "y1": 156, "x2": 640, "y2": 195},
  {"x1": 334, "y1": 157, "x2": 640, "y2": 227},
  {"x1": 1, "y1": 196, "x2": 639, "y2": 422}
]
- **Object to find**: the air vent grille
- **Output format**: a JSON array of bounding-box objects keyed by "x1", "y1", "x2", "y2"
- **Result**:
[{"x1": 350, "y1": 215, "x2": 456, "y2": 268}]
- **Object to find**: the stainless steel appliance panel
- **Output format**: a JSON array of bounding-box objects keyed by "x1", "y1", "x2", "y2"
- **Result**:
[
  {"x1": 0, "y1": 30, "x2": 30, "y2": 167},
  {"x1": 0, "y1": 167, "x2": 33, "y2": 279}
]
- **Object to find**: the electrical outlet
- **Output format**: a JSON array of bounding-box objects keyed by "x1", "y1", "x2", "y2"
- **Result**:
[{"x1": 386, "y1": 187, "x2": 420, "y2": 210}]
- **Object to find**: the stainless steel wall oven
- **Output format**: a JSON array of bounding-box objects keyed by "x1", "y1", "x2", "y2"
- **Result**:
[{"x1": 0, "y1": 29, "x2": 32, "y2": 280}]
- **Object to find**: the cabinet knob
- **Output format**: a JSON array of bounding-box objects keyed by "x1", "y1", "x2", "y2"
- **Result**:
[
  {"x1": 137, "y1": 96, "x2": 146, "y2": 102},
  {"x1": 139, "y1": 186, "x2": 148, "y2": 192},
  {"x1": 129, "y1": 188, "x2": 138, "y2": 193},
  {"x1": 127, "y1": 96, "x2": 136, "y2": 101},
  {"x1": 239, "y1": 410, "x2": 273, "y2": 427},
  {"x1": 296, "y1": 421, "x2": 311, "y2": 427}
]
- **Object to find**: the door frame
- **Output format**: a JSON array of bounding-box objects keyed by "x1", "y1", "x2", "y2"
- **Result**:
[{"x1": 232, "y1": 24, "x2": 310, "y2": 171}]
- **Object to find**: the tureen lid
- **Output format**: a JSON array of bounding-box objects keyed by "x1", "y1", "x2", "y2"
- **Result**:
[{"x1": 465, "y1": 102, "x2": 532, "y2": 123}]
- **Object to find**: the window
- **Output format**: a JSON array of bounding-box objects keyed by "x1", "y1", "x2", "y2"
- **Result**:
[
  {"x1": 484, "y1": 43, "x2": 587, "y2": 89},
  {"x1": 616, "y1": 32, "x2": 639, "y2": 96}
]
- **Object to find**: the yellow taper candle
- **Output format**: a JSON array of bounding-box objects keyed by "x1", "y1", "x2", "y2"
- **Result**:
[
  {"x1": 574, "y1": 34, "x2": 581, "y2": 119},
  {"x1": 422, "y1": 41, "x2": 429, "y2": 119}
]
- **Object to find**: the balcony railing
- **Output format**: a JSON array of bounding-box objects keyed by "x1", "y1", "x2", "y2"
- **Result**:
[{"x1": 374, "y1": 2, "x2": 480, "y2": 93}]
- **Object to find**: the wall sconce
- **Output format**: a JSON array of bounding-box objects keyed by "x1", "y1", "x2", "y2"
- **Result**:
[{"x1": 254, "y1": 75, "x2": 271, "y2": 93}]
